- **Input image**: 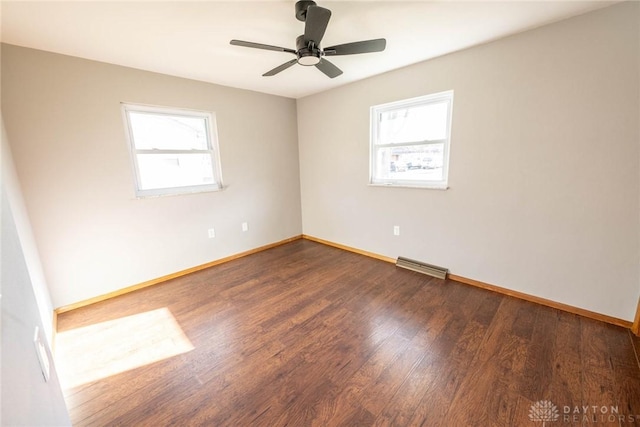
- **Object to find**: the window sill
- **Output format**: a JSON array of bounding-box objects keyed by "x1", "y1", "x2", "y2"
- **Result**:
[
  {"x1": 135, "y1": 185, "x2": 226, "y2": 199},
  {"x1": 368, "y1": 182, "x2": 449, "y2": 190}
]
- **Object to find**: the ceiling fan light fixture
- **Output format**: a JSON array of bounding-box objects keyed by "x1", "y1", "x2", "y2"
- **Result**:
[{"x1": 297, "y1": 51, "x2": 321, "y2": 66}]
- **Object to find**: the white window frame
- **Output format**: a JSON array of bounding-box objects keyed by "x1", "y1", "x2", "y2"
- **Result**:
[
  {"x1": 369, "y1": 90, "x2": 453, "y2": 189},
  {"x1": 122, "y1": 103, "x2": 223, "y2": 198}
]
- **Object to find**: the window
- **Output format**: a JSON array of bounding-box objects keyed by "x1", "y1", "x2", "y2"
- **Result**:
[
  {"x1": 122, "y1": 104, "x2": 223, "y2": 197},
  {"x1": 370, "y1": 91, "x2": 453, "y2": 189}
]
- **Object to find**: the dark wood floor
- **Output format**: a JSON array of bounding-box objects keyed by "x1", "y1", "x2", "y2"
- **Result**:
[{"x1": 56, "y1": 239, "x2": 640, "y2": 426}]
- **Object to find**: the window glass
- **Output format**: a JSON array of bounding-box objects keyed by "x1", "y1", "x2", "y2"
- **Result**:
[
  {"x1": 122, "y1": 104, "x2": 223, "y2": 197},
  {"x1": 370, "y1": 91, "x2": 453, "y2": 189},
  {"x1": 128, "y1": 112, "x2": 209, "y2": 151}
]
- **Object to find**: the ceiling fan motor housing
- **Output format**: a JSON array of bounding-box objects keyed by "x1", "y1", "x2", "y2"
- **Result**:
[
  {"x1": 295, "y1": 34, "x2": 321, "y2": 66},
  {"x1": 295, "y1": 0, "x2": 317, "y2": 22}
]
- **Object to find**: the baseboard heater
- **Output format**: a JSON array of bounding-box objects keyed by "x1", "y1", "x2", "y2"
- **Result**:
[{"x1": 396, "y1": 256, "x2": 449, "y2": 280}]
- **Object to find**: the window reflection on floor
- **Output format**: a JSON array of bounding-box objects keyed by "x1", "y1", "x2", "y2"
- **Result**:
[{"x1": 56, "y1": 307, "x2": 194, "y2": 389}]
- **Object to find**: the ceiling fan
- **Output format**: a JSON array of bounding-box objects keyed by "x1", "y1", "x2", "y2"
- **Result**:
[{"x1": 230, "y1": 0, "x2": 386, "y2": 79}]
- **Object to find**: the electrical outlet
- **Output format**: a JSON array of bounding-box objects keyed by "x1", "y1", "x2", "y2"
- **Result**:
[
  {"x1": 393, "y1": 225, "x2": 400, "y2": 236},
  {"x1": 242, "y1": 222, "x2": 248, "y2": 232},
  {"x1": 208, "y1": 228, "x2": 215, "y2": 238}
]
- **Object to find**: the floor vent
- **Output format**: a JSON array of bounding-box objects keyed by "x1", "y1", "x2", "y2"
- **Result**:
[{"x1": 396, "y1": 257, "x2": 448, "y2": 280}]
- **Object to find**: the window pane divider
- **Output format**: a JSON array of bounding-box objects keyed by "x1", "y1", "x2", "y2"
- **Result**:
[
  {"x1": 134, "y1": 149, "x2": 212, "y2": 155},
  {"x1": 375, "y1": 139, "x2": 447, "y2": 148}
]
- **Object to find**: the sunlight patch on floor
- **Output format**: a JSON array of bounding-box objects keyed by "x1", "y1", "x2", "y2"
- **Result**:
[{"x1": 56, "y1": 307, "x2": 194, "y2": 389}]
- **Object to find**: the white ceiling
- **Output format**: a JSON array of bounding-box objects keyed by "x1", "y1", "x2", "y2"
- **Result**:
[{"x1": 1, "y1": 1, "x2": 617, "y2": 99}]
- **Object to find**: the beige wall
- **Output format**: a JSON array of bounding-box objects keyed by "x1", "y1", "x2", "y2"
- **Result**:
[
  {"x1": 298, "y1": 2, "x2": 640, "y2": 321},
  {"x1": 2, "y1": 44, "x2": 302, "y2": 308}
]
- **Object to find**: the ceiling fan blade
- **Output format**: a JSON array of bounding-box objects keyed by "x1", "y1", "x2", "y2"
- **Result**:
[
  {"x1": 324, "y1": 38, "x2": 386, "y2": 56},
  {"x1": 304, "y1": 6, "x2": 331, "y2": 45},
  {"x1": 263, "y1": 59, "x2": 298, "y2": 77},
  {"x1": 315, "y1": 58, "x2": 342, "y2": 79},
  {"x1": 230, "y1": 40, "x2": 296, "y2": 54}
]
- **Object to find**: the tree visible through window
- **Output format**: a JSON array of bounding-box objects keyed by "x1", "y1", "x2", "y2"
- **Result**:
[
  {"x1": 370, "y1": 91, "x2": 453, "y2": 189},
  {"x1": 122, "y1": 104, "x2": 223, "y2": 197}
]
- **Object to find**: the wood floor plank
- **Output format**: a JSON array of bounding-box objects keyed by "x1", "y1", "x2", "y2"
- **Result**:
[
  {"x1": 580, "y1": 319, "x2": 621, "y2": 426},
  {"x1": 547, "y1": 312, "x2": 584, "y2": 427},
  {"x1": 604, "y1": 326, "x2": 640, "y2": 424},
  {"x1": 55, "y1": 239, "x2": 640, "y2": 426}
]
